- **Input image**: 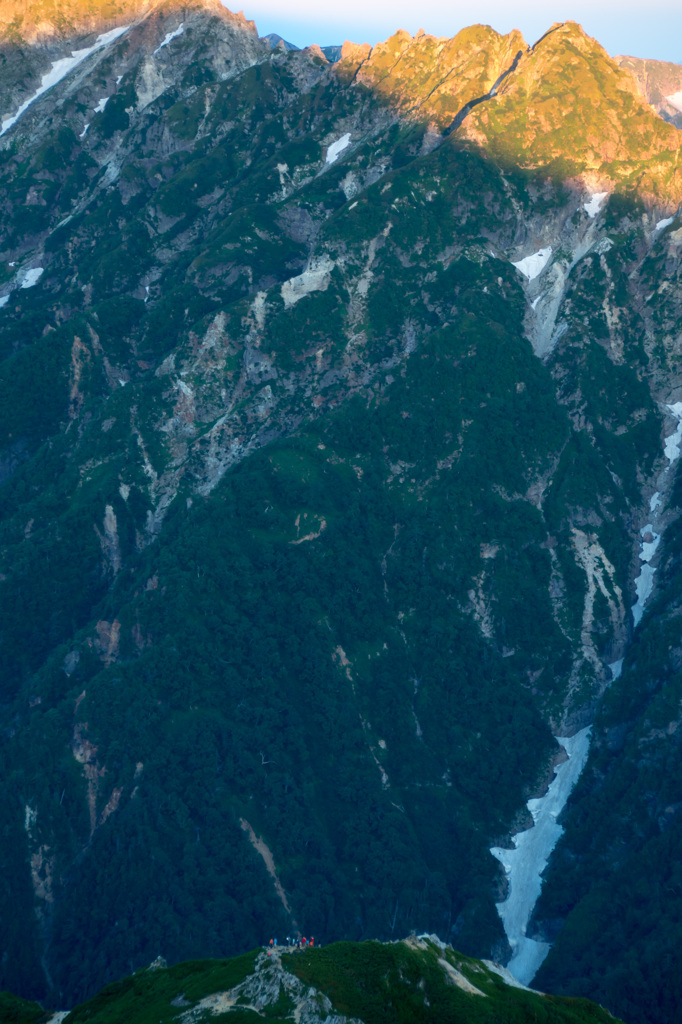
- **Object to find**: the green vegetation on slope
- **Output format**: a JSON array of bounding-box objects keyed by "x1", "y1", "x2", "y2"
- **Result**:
[{"x1": 4, "y1": 941, "x2": 623, "y2": 1024}]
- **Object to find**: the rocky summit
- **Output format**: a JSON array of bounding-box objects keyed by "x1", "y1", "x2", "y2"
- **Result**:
[{"x1": 0, "y1": 3, "x2": 681, "y2": 1023}]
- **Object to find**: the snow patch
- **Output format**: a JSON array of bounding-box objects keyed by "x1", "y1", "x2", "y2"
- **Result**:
[
  {"x1": 656, "y1": 217, "x2": 674, "y2": 231},
  {"x1": 20, "y1": 267, "x2": 43, "y2": 289},
  {"x1": 0, "y1": 25, "x2": 129, "y2": 136},
  {"x1": 583, "y1": 192, "x2": 608, "y2": 218},
  {"x1": 664, "y1": 402, "x2": 682, "y2": 464},
  {"x1": 630, "y1": 408, "x2": 682, "y2": 628},
  {"x1": 632, "y1": 523, "x2": 660, "y2": 627},
  {"x1": 666, "y1": 91, "x2": 682, "y2": 113},
  {"x1": 511, "y1": 248, "x2": 552, "y2": 281},
  {"x1": 639, "y1": 523, "x2": 661, "y2": 564},
  {"x1": 154, "y1": 24, "x2": 185, "y2": 55},
  {"x1": 79, "y1": 123, "x2": 90, "y2": 138},
  {"x1": 632, "y1": 564, "x2": 656, "y2": 627},
  {"x1": 530, "y1": 295, "x2": 542, "y2": 311},
  {"x1": 281, "y1": 256, "x2": 334, "y2": 307},
  {"x1": 490, "y1": 727, "x2": 592, "y2": 986},
  {"x1": 94, "y1": 96, "x2": 109, "y2": 114},
  {"x1": 0, "y1": 295, "x2": 9, "y2": 308},
  {"x1": 325, "y1": 132, "x2": 351, "y2": 165},
  {"x1": 609, "y1": 659, "x2": 623, "y2": 680}
]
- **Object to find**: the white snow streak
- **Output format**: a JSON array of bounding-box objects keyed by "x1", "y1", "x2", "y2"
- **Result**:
[
  {"x1": 20, "y1": 268, "x2": 43, "y2": 289},
  {"x1": 80, "y1": 123, "x2": 90, "y2": 138},
  {"x1": 0, "y1": 295, "x2": 9, "y2": 308},
  {"x1": 325, "y1": 133, "x2": 351, "y2": 164},
  {"x1": 94, "y1": 97, "x2": 109, "y2": 114},
  {"x1": 511, "y1": 248, "x2": 552, "y2": 281},
  {"x1": 630, "y1": 407, "x2": 682, "y2": 628},
  {"x1": 490, "y1": 727, "x2": 591, "y2": 986},
  {"x1": 632, "y1": 564, "x2": 656, "y2": 627},
  {"x1": 583, "y1": 192, "x2": 609, "y2": 218},
  {"x1": 0, "y1": 26, "x2": 129, "y2": 136},
  {"x1": 632, "y1": 520, "x2": 661, "y2": 627},
  {"x1": 666, "y1": 91, "x2": 682, "y2": 113},
  {"x1": 154, "y1": 24, "x2": 185, "y2": 55},
  {"x1": 664, "y1": 402, "x2": 682, "y2": 464},
  {"x1": 639, "y1": 524, "x2": 661, "y2": 564},
  {"x1": 656, "y1": 217, "x2": 674, "y2": 231},
  {"x1": 609, "y1": 659, "x2": 623, "y2": 680}
]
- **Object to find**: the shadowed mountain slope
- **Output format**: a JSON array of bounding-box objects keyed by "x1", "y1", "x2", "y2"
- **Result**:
[
  {"x1": 0, "y1": 5, "x2": 681, "y2": 1023},
  {"x1": 1, "y1": 939, "x2": 626, "y2": 1024}
]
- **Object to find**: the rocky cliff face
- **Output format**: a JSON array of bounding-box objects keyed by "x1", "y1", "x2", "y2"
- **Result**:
[
  {"x1": 616, "y1": 53, "x2": 682, "y2": 129},
  {"x1": 0, "y1": 4, "x2": 681, "y2": 1022}
]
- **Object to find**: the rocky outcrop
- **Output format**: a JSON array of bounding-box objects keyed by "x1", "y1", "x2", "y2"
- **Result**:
[{"x1": 616, "y1": 53, "x2": 682, "y2": 129}]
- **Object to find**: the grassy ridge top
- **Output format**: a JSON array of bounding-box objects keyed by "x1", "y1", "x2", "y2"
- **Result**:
[{"x1": 0, "y1": 941, "x2": 625, "y2": 1024}]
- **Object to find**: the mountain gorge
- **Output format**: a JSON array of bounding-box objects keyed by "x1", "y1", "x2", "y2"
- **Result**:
[{"x1": 0, "y1": 3, "x2": 681, "y2": 1021}]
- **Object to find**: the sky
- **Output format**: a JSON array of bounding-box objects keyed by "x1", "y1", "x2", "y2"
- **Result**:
[{"x1": 236, "y1": 0, "x2": 682, "y2": 64}]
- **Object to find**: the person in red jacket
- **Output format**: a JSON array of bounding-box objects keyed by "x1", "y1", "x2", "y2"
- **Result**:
[{"x1": 310, "y1": 937, "x2": 314, "y2": 947}]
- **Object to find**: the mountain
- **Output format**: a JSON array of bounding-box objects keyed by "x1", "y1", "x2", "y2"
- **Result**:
[
  {"x1": 261, "y1": 33, "x2": 299, "y2": 52},
  {"x1": 0, "y1": 3, "x2": 681, "y2": 1022},
  {"x1": 321, "y1": 45, "x2": 342, "y2": 63},
  {"x1": 616, "y1": 54, "x2": 682, "y2": 130},
  {"x1": 0, "y1": 938, "x2": 625, "y2": 1024}
]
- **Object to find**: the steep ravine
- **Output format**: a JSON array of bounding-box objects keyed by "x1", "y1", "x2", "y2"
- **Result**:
[
  {"x1": 490, "y1": 727, "x2": 591, "y2": 984},
  {"x1": 489, "y1": 195, "x2": 682, "y2": 985},
  {"x1": 443, "y1": 48, "x2": 524, "y2": 136}
]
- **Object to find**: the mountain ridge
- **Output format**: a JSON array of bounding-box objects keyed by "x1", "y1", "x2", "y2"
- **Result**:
[
  {"x1": 0, "y1": 938, "x2": 626, "y2": 1023},
  {"x1": 0, "y1": 5, "x2": 681, "y2": 1022}
]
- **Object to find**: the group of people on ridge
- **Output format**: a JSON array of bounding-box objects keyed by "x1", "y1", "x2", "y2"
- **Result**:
[{"x1": 266, "y1": 936, "x2": 315, "y2": 954}]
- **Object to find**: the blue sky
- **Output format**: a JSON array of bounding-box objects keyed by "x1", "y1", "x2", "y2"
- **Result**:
[{"x1": 236, "y1": 1, "x2": 682, "y2": 63}]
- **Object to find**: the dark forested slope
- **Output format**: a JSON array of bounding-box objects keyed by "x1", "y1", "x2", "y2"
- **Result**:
[{"x1": 0, "y1": 4, "x2": 681, "y2": 1022}]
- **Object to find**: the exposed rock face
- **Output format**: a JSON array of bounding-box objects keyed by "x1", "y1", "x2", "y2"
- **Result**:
[
  {"x1": 0, "y1": 5, "x2": 680, "y2": 1023},
  {"x1": 346, "y1": 24, "x2": 527, "y2": 128},
  {"x1": 616, "y1": 54, "x2": 682, "y2": 129}
]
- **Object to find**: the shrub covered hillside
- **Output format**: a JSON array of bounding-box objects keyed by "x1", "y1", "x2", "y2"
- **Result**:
[
  {"x1": 0, "y1": 939, "x2": 625, "y2": 1024},
  {"x1": 0, "y1": 2, "x2": 681, "y2": 1022}
]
